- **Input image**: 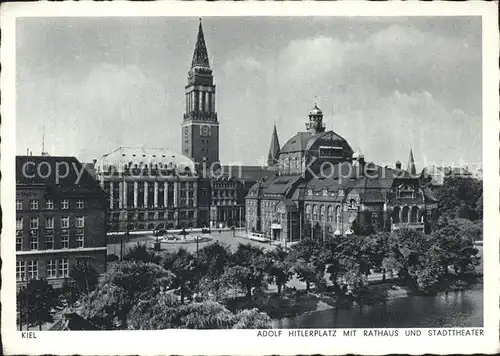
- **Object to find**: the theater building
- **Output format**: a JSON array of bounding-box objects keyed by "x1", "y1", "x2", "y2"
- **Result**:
[
  {"x1": 245, "y1": 105, "x2": 439, "y2": 242},
  {"x1": 16, "y1": 155, "x2": 108, "y2": 287},
  {"x1": 95, "y1": 147, "x2": 202, "y2": 231}
]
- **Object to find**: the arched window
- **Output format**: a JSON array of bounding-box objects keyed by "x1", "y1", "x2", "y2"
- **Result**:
[
  {"x1": 392, "y1": 206, "x2": 400, "y2": 223},
  {"x1": 313, "y1": 205, "x2": 318, "y2": 221},
  {"x1": 306, "y1": 205, "x2": 311, "y2": 221},
  {"x1": 410, "y1": 206, "x2": 419, "y2": 223},
  {"x1": 350, "y1": 199, "x2": 356, "y2": 209},
  {"x1": 319, "y1": 205, "x2": 325, "y2": 222},
  {"x1": 402, "y1": 206, "x2": 410, "y2": 223},
  {"x1": 328, "y1": 206, "x2": 334, "y2": 222}
]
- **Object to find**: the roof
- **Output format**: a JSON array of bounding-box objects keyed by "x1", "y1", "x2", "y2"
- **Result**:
[
  {"x1": 16, "y1": 156, "x2": 106, "y2": 196},
  {"x1": 436, "y1": 166, "x2": 472, "y2": 177},
  {"x1": 268, "y1": 124, "x2": 281, "y2": 166},
  {"x1": 281, "y1": 132, "x2": 313, "y2": 154},
  {"x1": 49, "y1": 312, "x2": 101, "y2": 331},
  {"x1": 221, "y1": 165, "x2": 275, "y2": 182},
  {"x1": 191, "y1": 20, "x2": 210, "y2": 68},
  {"x1": 99, "y1": 147, "x2": 196, "y2": 173}
]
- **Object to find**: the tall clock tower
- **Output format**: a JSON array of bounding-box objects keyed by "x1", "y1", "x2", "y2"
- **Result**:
[{"x1": 182, "y1": 20, "x2": 220, "y2": 172}]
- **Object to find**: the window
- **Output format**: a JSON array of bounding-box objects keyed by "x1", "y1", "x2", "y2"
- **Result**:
[
  {"x1": 61, "y1": 216, "x2": 70, "y2": 229},
  {"x1": 30, "y1": 217, "x2": 39, "y2": 230},
  {"x1": 30, "y1": 231, "x2": 38, "y2": 250},
  {"x1": 45, "y1": 199, "x2": 54, "y2": 210},
  {"x1": 61, "y1": 230, "x2": 69, "y2": 249},
  {"x1": 45, "y1": 231, "x2": 54, "y2": 249},
  {"x1": 30, "y1": 200, "x2": 39, "y2": 210},
  {"x1": 16, "y1": 200, "x2": 23, "y2": 210},
  {"x1": 59, "y1": 258, "x2": 69, "y2": 278},
  {"x1": 46, "y1": 260, "x2": 57, "y2": 279},
  {"x1": 16, "y1": 261, "x2": 26, "y2": 281},
  {"x1": 75, "y1": 216, "x2": 84, "y2": 228},
  {"x1": 158, "y1": 212, "x2": 164, "y2": 220},
  {"x1": 16, "y1": 235, "x2": 22, "y2": 251},
  {"x1": 76, "y1": 199, "x2": 84, "y2": 209},
  {"x1": 27, "y1": 260, "x2": 38, "y2": 280},
  {"x1": 61, "y1": 199, "x2": 69, "y2": 210},
  {"x1": 45, "y1": 216, "x2": 54, "y2": 229},
  {"x1": 16, "y1": 217, "x2": 23, "y2": 230},
  {"x1": 76, "y1": 229, "x2": 84, "y2": 248}
]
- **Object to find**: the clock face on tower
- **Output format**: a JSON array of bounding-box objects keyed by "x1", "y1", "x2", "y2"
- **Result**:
[{"x1": 200, "y1": 125, "x2": 211, "y2": 137}]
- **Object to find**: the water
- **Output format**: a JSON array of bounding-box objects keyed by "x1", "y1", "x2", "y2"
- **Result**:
[{"x1": 275, "y1": 284, "x2": 483, "y2": 328}]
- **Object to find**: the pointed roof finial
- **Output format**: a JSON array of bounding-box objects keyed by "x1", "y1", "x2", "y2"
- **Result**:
[
  {"x1": 191, "y1": 19, "x2": 210, "y2": 68},
  {"x1": 268, "y1": 124, "x2": 281, "y2": 167},
  {"x1": 407, "y1": 146, "x2": 417, "y2": 176}
]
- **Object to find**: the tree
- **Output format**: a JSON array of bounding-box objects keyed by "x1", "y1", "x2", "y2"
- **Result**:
[
  {"x1": 265, "y1": 246, "x2": 293, "y2": 296},
  {"x1": 431, "y1": 219, "x2": 480, "y2": 275},
  {"x1": 17, "y1": 279, "x2": 59, "y2": 330},
  {"x1": 60, "y1": 278, "x2": 81, "y2": 307},
  {"x1": 313, "y1": 222, "x2": 323, "y2": 241},
  {"x1": 70, "y1": 262, "x2": 99, "y2": 295},
  {"x1": 198, "y1": 242, "x2": 231, "y2": 278},
  {"x1": 176, "y1": 301, "x2": 235, "y2": 329},
  {"x1": 123, "y1": 242, "x2": 161, "y2": 264},
  {"x1": 232, "y1": 308, "x2": 273, "y2": 329},
  {"x1": 163, "y1": 248, "x2": 198, "y2": 304},
  {"x1": 81, "y1": 261, "x2": 175, "y2": 329},
  {"x1": 290, "y1": 238, "x2": 325, "y2": 292},
  {"x1": 435, "y1": 176, "x2": 482, "y2": 221},
  {"x1": 127, "y1": 288, "x2": 180, "y2": 330}
]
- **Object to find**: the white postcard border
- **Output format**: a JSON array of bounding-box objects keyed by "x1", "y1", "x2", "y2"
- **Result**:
[{"x1": 1, "y1": 1, "x2": 499, "y2": 355}]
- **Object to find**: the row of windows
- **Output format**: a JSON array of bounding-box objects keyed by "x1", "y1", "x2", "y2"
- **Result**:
[
  {"x1": 16, "y1": 259, "x2": 68, "y2": 281},
  {"x1": 16, "y1": 229, "x2": 85, "y2": 251},
  {"x1": 16, "y1": 199, "x2": 84, "y2": 211},
  {"x1": 16, "y1": 216, "x2": 85, "y2": 230},
  {"x1": 212, "y1": 190, "x2": 236, "y2": 197},
  {"x1": 305, "y1": 204, "x2": 343, "y2": 223}
]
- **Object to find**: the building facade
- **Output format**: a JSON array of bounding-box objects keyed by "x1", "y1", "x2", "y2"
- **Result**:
[
  {"x1": 16, "y1": 156, "x2": 108, "y2": 287},
  {"x1": 96, "y1": 147, "x2": 201, "y2": 231},
  {"x1": 246, "y1": 105, "x2": 439, "y2": 242}
]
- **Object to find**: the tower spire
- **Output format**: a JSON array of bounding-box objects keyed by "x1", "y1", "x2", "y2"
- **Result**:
[
  {"x1": 407, "y1": 147, "x2": 416, "y2": 176},
  {"x1": 268, "y1": 123, "x2": 281, "y2": 167},
  {"x1": 191, "y1": 19, "x2": 210, "y2": 68}
]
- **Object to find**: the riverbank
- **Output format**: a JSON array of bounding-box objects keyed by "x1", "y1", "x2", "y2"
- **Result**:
[{"x1": 224, "y1": 272, "x2": 483, "y2": 322}]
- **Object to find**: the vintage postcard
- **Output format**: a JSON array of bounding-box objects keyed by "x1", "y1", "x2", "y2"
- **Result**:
[{"x1": 1, "y1": 1, "x2": 499, "y2": 355}]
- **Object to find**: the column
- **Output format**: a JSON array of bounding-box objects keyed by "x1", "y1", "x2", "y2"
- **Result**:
[
  {"x1": 144, "y1": 181, "x2": 149, "y2": 208},
  {"x1": 399, "y1": 208, "x2": 403, "y2": 224},
  {"x1": 123, "y1": 181, "x2": 128, "y2": 208},
  {"x1": 110, "y1": 182, "x2": 114, "y2": 209},
  {"x1": 133, "y1": 182, "x2": 138, "y2": 208},
  {"x1": 163, "y1": 182, "x2": 168, "y2": 207},
  {"x1": 118, "y1": 182, "x2": 123, "y2": 209},
  {"x1": 173, "y1": 181, "x2": 178, "y2": 207},
  {"x1": 154, "y1": 181, "x2": 158, "y2": 208},
  {"x1": 408, "y1": 207, "x2": 412, "y2": 223},
  {"x1": 193, "y1": 181, "x2": 198, "y2": 207}
]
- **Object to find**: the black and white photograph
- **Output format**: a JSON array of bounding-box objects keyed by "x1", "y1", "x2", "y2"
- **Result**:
[{"x1": 1, "y1": 1, "x2": 498, "y2": 355}]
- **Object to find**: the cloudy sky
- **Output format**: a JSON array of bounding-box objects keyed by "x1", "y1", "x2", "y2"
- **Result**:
[{"x1": 16, "y1": 16, "x2": 482, "y2": 169}]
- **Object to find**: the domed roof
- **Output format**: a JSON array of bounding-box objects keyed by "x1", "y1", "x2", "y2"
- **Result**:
[
  {"x1": 281, "y1": 132, "x2": 313, "y2": 154},
  {"x1": 304, "y1": 131, "x2": 354, "y2": 155},
  {"x1": 309, "y1": 104, "x2": 323, "y2": 116}
]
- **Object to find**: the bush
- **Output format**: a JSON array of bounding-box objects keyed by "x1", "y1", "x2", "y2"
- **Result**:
[{"x1": 107, "y1": 254, "x2": 119, "y2": 262}]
